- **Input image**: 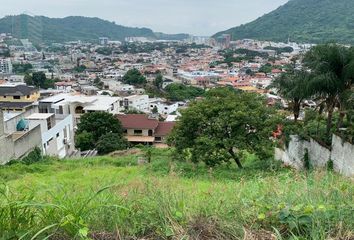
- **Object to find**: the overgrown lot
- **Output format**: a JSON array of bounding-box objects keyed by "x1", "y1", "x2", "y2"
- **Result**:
[{"x1": 0, "y1": 149, "x2": 353, "y2": 240}]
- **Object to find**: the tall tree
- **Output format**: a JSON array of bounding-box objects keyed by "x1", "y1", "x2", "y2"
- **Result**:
[
  {"x1": 75, "y1": 112, "x2": 127, "y2": 153},
  {"x1": 271, "y1": 69, "x2": 311, "y2": 122},
  {"x1": 122, "y1": 68, "x2": 147, "y2": 86},
  {"x1": 304, "y1": 44, "x2": 354, "y2": 135},
  {"x1": 153, "y1": 73, "x2": 163, "y2": 89},
  {"x1": 168, "y1": 87, "x2": 279, "y2": 168}
]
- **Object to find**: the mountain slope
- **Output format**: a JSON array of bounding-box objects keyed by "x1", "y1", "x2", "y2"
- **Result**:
[
  {"x1": 214, "y1": 0, "x2": 354, "y2": 44},
  {"x1": 0, "y1": 15, "x2": 188, "y2": 43}
]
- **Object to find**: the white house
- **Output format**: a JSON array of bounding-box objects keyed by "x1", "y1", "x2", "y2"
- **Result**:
[
  {"x1": 120, "y1": 95, "x2": 149, "y2": 112},
  {"x1": 25, "y1": 113, "x2": 75, "y2": 158},
  {"x1": 149, "y1": 98, "x2": 179, "y2": 115}
]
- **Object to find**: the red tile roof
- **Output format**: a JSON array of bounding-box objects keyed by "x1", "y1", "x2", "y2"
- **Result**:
[
  {"x1": 155, "y1": 122, "x2": 176, "y2": 137},
  {"x1": 117, "y1": 114, "x2": 159, "y2": 129}
]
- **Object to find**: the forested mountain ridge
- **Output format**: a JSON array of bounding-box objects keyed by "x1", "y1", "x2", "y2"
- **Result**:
[
  {"x1": 0, "y1": 15, "x2": 189, "y2": 43},
  {"x1": 214, "y1": 0, "x2": 354, "y2": 44}
]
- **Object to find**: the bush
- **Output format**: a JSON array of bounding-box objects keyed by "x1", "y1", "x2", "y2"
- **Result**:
[
  {"x1": 96, "y1": 133, "x2": 129, "y2": 155},
  {"x1": 21, "y1": 147, "x2": 43, "y2": 165}
]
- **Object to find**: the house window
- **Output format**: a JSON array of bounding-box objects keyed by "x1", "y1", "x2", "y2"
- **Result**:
[
  {"x1": 134, "y1": 129, "x2": 143, "y2": 135},
  {"x1": 13, "y1": 96, "x2": 21, "y2": 99},
  {"x1": 123, "y1": 129, "x2": 127, "y2": 134},
  {"x1": 75, "y1": 106, "x2": 84, "y2": 114},
  {"x1": 27, "y1": 95, "x2": 30, "y2": 98},
  {"x1": 155, "y1": 137, "x2": 162, "y2": 142}
]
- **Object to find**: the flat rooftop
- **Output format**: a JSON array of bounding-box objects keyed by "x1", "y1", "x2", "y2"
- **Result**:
[{"x1": 26, "y1": 113, "x2": 54, "y2": 120}]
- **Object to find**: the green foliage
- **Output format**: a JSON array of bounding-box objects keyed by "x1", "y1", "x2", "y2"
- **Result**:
[
  {"x1": 95, "y1": 47, "x2": 112, "y2": 55},
  {"x1": 271, "y1": 69, "x2": 311, "y2": 121},
  {"x1": 21, "y1": 147, "x2": 43, "y2": 165},
  {"x1": 96, "y1": 133, "x2": 129, "y2": 155},
  {"x1": 73, "y1": 65, "x2": 86, "y2": 73},
  {"x1": 0, "y1": 149, "x2": 352, "y2": 239},
  {"x1": 0, "y1": 15, "x2": 156, "y2": 43},
  {"x1": 93, "y1": 77, "x2": 104, "y2": 89},
  {"x1": 122, "y1": 69, "x2": 147, "y2": 86},
  {"x1": 304, "y1": 44, "x2": 354, "y2": 136},
  {"x1": 264, "y1": 46, "x2": 294, "y2": 54},
  {"x1": 164, "y1": 83, "x2": 205, "y2": 101},
  {"x1": 259, "y1": 63, "x2": 274, "y2": 73},
  {"x1": 169, "y1": 87, "x2": 280, "y2": 168},
  {"x1": 153, "y1": 73, "x2": 163, "y2": 89},
  {"x1": 25, "y1": 72, "x2": 54, "y2": 89},
  {"x1": 12, "y1": 63, "x2": 33, "y2": 74},
  {"x1": 214, "y1": 0, "x2": 354, "y2": 44},
  {"x1": 75, "y1": 131, "x2": 95, "y2": 151},
  {"x1": 76, "y1": 112, "x2": 125, "y2": 152}
]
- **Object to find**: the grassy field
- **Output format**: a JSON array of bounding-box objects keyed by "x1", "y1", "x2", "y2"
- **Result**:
[{"x1": 0, "y1": 148, "x2": 353, "y2": 240}]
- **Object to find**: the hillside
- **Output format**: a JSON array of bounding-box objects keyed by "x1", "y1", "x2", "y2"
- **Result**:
[
  {"x1": 214, "y1": 0, "x2": 354, "y2": 44},
  {"x1": 0, "y1": 148, "x2": 353, "y2": 239},
  {"x1": 0, "y1": 15, "x2": 189, "y2": 43}
]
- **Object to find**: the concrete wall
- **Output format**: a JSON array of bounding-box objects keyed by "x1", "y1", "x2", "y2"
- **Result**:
[
  {"x1": 4, "y1": 106, "x2": 38, "y2": 133},
  {"x1": 275, "y1": 135, "x2": 354, "y2": 177},
  {"x1": 331, "y1": 135, "x2": 354, "y2": 177},
  {"x1": 0, "y1": 125, "x2": 42, "y2": 165}
]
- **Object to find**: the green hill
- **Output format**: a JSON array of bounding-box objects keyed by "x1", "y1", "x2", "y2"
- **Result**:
[
  {"x1": 0, "y1": 15, "x2": 189, "y2": 43},
  {"x1": 0, "y1": 148, "x2": 353, "y2": 239},
  {"x1": 214, "y1": 0, "x2": 354, "y2": 44}
]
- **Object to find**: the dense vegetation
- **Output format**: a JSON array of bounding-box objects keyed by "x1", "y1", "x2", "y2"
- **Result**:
[
  {"x1": 214, "y1": 0, "x2": 354, "y2": 44},
  {"x1": 0, "y1": 148, "x2": 353, "y2": 239},
  {"x1": 169, "y1": 88, "x2": 279, "y2": 168},
  {"x1": 75, "y1": 112, "x2": 128, "y2": 154},
  {"x1": 0, "y1": 15, "x2": 188, "y2": 44},
  {"x1": 271, "y1": 44, "x2": 354, "y2": 144},
  {"x1": 164, "y1": 83, "x2": 205, "y2": 101},
  {"x1": 24, "y1": 71, "x2": 55, "y2": 89},
  {"x1": 122, "y1": 69, "x2": 147, "y2": 86}
]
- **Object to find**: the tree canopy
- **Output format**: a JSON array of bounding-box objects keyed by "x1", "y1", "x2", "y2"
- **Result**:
[
  {"x1": 122, "y1": 69, "x2": 147, "y2": 86},
  {"x1": 165, "y1": 83, "x2": 205, "y2": 101},
  {"x1": 75, "y1": 112, "x2": 127, "y2": 153},
  {"x1": 168, "y1": 87, "x2": 280, "y2": 168},
  {"x1": 303, "y1": 43, "x2": 354, "y2": 135},
  {"x1": 271, "y1": 69, "x2": 311, "y2": 121},
  {"x1": 25, "y1": 72, "x2": 54, "y2": 89}
]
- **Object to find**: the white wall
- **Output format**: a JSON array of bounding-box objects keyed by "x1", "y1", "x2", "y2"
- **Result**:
[
  {"x1": 275, "y1": 135, "x2": 354, "y2": 177},
  {"x1": 42, "y1": 115, "x2": 74, "y2": 158}
]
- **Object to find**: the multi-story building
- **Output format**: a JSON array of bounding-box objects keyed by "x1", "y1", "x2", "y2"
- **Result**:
[
  {"x1": 0, "y1": 59, "x2": 12, "y2": 74},
  {"x1": 25, "y1": 113, "x2": 75, "y2": 158},
  {"x1": 0, "y1": 110, "x2": 42, "y2": 165},
  {"x1": 149, "y1": 98, "x2": 179, "y2": 115},
  {"x1": 38, "y1": 93, "x2": 121, "y2": 125},
  {"x1": 120, "y1": 95, "x2": 149, "y2": 112},
  {"x1": 0, "y1": 84, "x2": 40, "y2": 112}
]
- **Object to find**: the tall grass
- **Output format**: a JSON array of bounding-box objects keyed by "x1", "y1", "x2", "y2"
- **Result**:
[{"x1": 0, "y1": 148, "x2": 353, "y2": 239}]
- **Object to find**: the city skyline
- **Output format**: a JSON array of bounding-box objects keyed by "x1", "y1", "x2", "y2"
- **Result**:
[{"x1": 0, "y1": 0, "x2": 288, "y2": 36}]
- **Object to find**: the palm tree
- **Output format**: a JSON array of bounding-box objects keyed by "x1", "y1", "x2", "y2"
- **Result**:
[
  {"x1": 271, "y1": 70, "x2": 311, "y2": 122},
  {"x1": 303, "y1": 44, "x2": 354, "y2": 136}
]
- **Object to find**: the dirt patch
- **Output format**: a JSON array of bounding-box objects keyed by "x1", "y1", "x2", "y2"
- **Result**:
[
  {"x1": 109, "y1": 149, "x2": 143, "y2": 157},
  {"x1": 243, "y1": 228, "x2": 276, "y2": 240},
  {"x1": 90, "y1": 232, "x2": 120, "y2": 240},
  {"x1": 187, "y1": 216, "x2": 233, "y2": 240}
]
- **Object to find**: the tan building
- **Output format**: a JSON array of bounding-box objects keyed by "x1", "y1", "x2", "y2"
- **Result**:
[
  {"x1": 117, "y1": 114, "x2": 175, "y2": 146},
  {"x1": 0, "y1": 84, "x2": 39, "y2": 112}
]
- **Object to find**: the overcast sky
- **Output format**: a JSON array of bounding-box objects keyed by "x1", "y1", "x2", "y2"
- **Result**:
[{"x1": 0, "y1": 0, "x2": 288, "y2": 36}]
